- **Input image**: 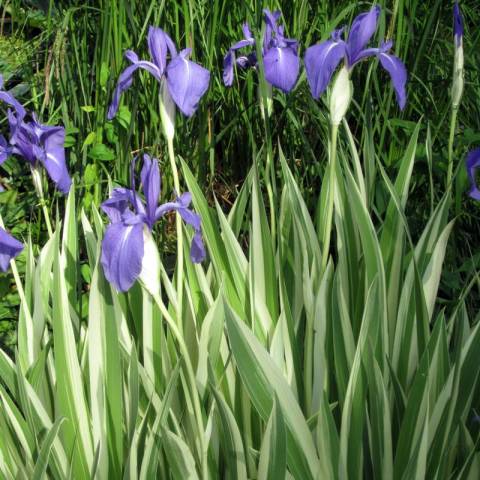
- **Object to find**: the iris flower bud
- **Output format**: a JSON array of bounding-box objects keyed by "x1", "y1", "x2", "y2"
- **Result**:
[{"x1": 329, "y1": 66, "x2": 353, "y2": 126}]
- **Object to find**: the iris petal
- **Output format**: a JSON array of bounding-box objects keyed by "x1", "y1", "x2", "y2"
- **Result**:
[
  {"x1": 101, "y1": 221, "x2": 145, "y2": 292},
  {"x1": 263, "y1": 46, "x2": 299, "y2": 93},
  {"x1": 140, "y1": 154, "x2": 160, "y2": 225},
  {"x1": 347, "y1": 5, "x2": 381, "y2": 65},
  {"x1": 304, "y1": 40, "x2": 346, "y2": 99},
  {"x1": 36, "y1": 124, "x2": 72, "y2": 194},
  {"x1": 107, "y1": 51, "x2": 163, "y2": 119},
  {"x1": 166, "y1": 50, "x2": 210, "y2": 117},
  {"x1": 0, "y1": 227, "x2": 23, "y2": 272},
  {"x1": 466, "y1": 148, "x2": 480, "y2": 201},
  {"x1": 378, "y1": 52, "x2": 407, "y2": 110},
  {"x1": 147, "y1": 26, "x2": 176, "y2": 73}
]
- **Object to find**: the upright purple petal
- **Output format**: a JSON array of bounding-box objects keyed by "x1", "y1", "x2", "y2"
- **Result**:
[
  {"x1": 242, "y1": 23, "x2": 253, "y2": 41},
  {"x1": 101, "y1": 188, "x2": 136, "y2": 223},
  {"x1": 10, "y1": 120, "x2": 37, "y2": 165},
  {"x1": 304, "y1": 39, "x2": 346, "y2": 98},
  {"x1": 378, "y1": 52, "x2": 407, "y2": 110},
  {"x1": 0, "y1": 227, "x2": 23, "y2": 272},
  {"x1": 147, "y1": 27, "x2": 177, "y2": 73},
  {"x1": 347, "y1": 5, "x2": 381, "y2": 65},
  {"x1": 453, "y1": 2, "x2": 464, "y2": 46},
  {"x1": 263, "y1": 46, "x2": 299, "y2": 92},
  {"x1": 466, "y1": 148, "x2": 480, "y2": 201},
  {"x1": 165, "y1": 50, "x2": 210, "y2": 116},
  {"x1": 36, "y1": 124, "x2": 72, "y2": 194},
  {"x1": 107, "y1": 50, "x2": 163, "y2": 119},
  {"x1": 263, "y1": 9, "x2": 281, "y2": 50},
  {"x1": 140, "y1": 154, "x2": 160, "y2": 226},
  {"x1": 101, "y1": 221, "x2": 145, "y2": 292}
]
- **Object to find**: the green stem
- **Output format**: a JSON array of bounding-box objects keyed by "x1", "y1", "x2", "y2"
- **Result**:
[
  {"x1": 41, "y1": 201, "x2": 54, "y2": 237},
  {"x1": 167, "y1": 138, "x2": 184, "y2": 332},
  {"x1": 446, "y1": 107, "x2": 458, "y2": 192},
  {"x1": 321, "y1": 124, "x2": 339, "y2": 274},
  {"x1": 31, "y1": 167, "x2": 53, "y2": 237},
  {"x1": 151, "y1": 292, "x2": 207, "y2": 480}
]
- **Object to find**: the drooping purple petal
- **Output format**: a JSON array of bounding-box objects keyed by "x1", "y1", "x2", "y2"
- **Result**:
[
  {"x1": 466, "y1": 148, "x2": 480, "y2": 201},
  {"x1": 147, "y1": 26, "x2": 176, "y2": 74},
  {"x1": 0, "y1": 227, "x2": 23, "y2": 272},
  {"x1": 223, "y1": 50, "x2": 236, "y2": 87},
  {"x1": 107, "y1": 50, "x2": 163, "y2": 119},
  {"x1": 347, "y1": 5, "x2": 381, "y2": 65},
  {"x1": 263, "y1": 46, "x2": 299, "y2": 92},
  {"x1": 190, "y1": 231, "x2": 206, "y2": 263},
  {"x1": 378, "y1": 52, "x2": 407, "y2": 110},
  {"x1": 0, "y1": 78, "x2": 26, "y2": 121},
  {"x1": 36, "y1": 124, "x2": 72, "y2": 194},
  {"x1": 165, "y1": 49, "x2": 210, "y2": 116},
  {"x1": 101, "y1": 221, "x2": 145, "y2": 292},
  {"x1": 0, "y1": 135, "x2": 12, "y2": 164},
  {"x1": 304, "y1": 39, "x2": 346, "y2": 98},
  {"x1": 453, "y1": 2, "x2": 464, "y2": 46},
  {"x1": 140, "y1": 154, "x2": 160, "y2": 226}
]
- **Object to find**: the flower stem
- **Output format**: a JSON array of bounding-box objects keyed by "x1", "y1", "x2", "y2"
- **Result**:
[
  {"x1": 31, "y1": 167, "x2": 53, "y2": 237},
  {"x1": 167, "y1": 138, "x2": 184, "y2": 332},
  {"x1": 446, "y1": 107, "x2": 458, "y2": 192},
  {"x1": 151, "y1": 292, "x2": 207, "y2": 480},
  {"x1": 321, "y1": 124, "x2": 339, "y2": 274}
]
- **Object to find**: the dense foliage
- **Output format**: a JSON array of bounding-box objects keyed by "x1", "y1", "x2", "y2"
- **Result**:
[{"x1": 0, "y1": 0, "x2": 479, "y2": 478}]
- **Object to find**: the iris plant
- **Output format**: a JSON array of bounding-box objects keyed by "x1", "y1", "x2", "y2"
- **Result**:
[
  {"x1": 101, "y1": 154, "x2": 205, "y2": 292},
  {"x1": 223, "y1": 9, "x2": 300, "y2": 93},
  {"x1": 107, "y1": 27, "x2": 210, "y2": 123},
  {"x1": 305, "y1": 5, "x2": 407, "y2": 124},
  {"x1": 0, "y1": 75, "x2": 71, "y2": 194}
]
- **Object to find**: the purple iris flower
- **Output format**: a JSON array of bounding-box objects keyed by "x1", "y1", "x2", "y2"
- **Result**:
[
  {"x1": 0, "y1": 227, "x2": 23, "y2": 272},
  {"x1": 223, "y1": 9, "x2": 300, "y2": 93},
  {"x1": 466, "y1": 148, "x2": 480, "y2": 201},
  {"x1": 304, "y1": 5, "x2": 407, "y2": 110},
  {"x1": 107, "y1": 27, "x2": 210, "y2": 119},
  {"x1": 101, "y1": 154, "x2": 205, "y2": 292},
  {"x1": 453, "y1": 2, "x2": 464, "y2": 47},
  {"x1": 0, "y1": 75, "x2": 71, "y2": 194}
]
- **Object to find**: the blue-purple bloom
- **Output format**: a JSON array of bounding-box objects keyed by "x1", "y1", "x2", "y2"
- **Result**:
[
  {"x1": 108, "y1": 27, "x2": 210, "y2": 119},
  {"x1": 0, "y1": 75, "x2": 71, "y2": 194},
  {"x1": 304, "y1": 5, "x2": 407, "y2": 110},
  {"x1": 101, "y1": 154, "x2": 205, "y2": 292},
  {"x1": 466, "y1": 148, "x2": 480, "y2": 201},
  {"x1": 453, "y1": 2, "x2": 464, "y2": 47},
  {"x1": 223, "y1": 9, "x2": 300, "y2": 92},
  {"x1": 0, "y1": 227, "x2": 23, "y2": 272}
]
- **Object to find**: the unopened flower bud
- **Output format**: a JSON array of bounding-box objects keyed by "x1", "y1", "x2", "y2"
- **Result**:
[
  {"x1": 159, "y1": 79, "x2": 176, "y2": 141},
  {"x1": 329, "y1": 66, "x2": 353, "y2": 126},
  {"x1": 138, "y1": 227, "x2": 161, "y2": 296},
  {"x1": 452, "y1": 40, "x2": 464, "y2": 108}
]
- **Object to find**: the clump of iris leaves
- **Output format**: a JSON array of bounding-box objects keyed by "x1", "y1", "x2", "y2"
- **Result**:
[{"x1": 0, "y1": 0, "x2": 480, "y2": 479}]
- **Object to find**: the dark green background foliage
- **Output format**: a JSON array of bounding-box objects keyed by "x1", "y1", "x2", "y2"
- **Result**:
[{"x1": 0, "y1": 0, "x2": 479, "y2": 345}]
